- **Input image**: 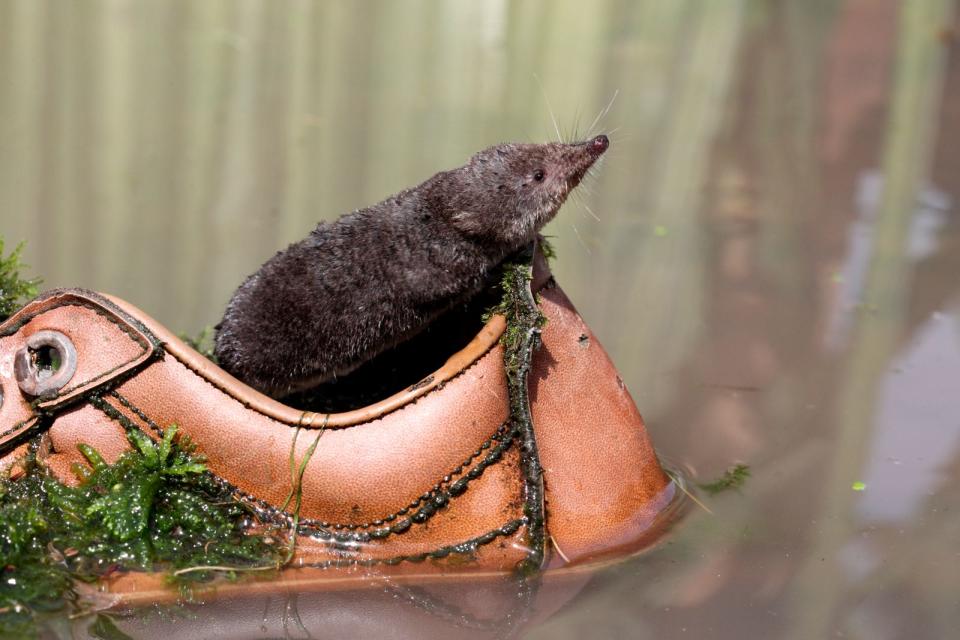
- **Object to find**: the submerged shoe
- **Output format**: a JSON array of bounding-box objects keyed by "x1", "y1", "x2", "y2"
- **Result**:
[{"x1": 0, "y1": 247, "x2": 676, "y2": 574}]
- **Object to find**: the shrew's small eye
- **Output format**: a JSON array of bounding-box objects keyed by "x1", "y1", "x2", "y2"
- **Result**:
[{"x1": 533, "y1": 170, "x2": 545, "y2": 182}]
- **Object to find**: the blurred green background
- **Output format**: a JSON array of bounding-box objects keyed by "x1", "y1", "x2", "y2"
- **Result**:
[{"x1": 0, "y1": 0, "x2": 743, "y2": 413}]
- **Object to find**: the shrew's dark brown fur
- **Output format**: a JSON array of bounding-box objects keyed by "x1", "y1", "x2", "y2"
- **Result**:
[{"x1": 214, "y1": 135, "x2": 609, "y2": 398}]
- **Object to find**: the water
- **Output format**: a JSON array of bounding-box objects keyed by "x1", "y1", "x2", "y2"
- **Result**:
[{"x1": 1, "y1": 0, "x2": 959, "y2": 637}]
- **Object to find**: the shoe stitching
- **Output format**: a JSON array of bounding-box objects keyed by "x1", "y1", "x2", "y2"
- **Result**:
[
  {"x1": 297, "y1": 517, "x2": 526, "y2": 569},
  {"x1": 0, "y1": 294, "x2": 160, "y2": 406},
  {"x1": 162, "y1": 336, "x2": 501, "y2": 428},
  {"x1": 2, "y1": 284, "x2": 535, "y2": 429},
  {"x1": 100, "y1": 390, "x2": 518, "y2": 541}
]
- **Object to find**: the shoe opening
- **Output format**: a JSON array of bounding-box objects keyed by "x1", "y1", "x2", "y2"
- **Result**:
[{"x1": 281, "y1": 285, "x2": 499, "y2": 414}]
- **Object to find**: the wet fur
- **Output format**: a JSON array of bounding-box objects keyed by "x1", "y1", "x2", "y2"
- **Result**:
[{"x1": 215, "y1": 137, "x2": 607, "y2": 398}]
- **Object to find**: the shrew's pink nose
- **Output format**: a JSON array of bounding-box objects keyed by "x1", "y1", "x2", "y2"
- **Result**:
[{"x1": 591, "y1": 134, "x2": 609, "y2": 153}]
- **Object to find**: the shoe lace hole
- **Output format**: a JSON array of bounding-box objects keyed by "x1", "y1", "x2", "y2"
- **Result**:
[
  {"x1": 14, "y1": 330, "x2": 78, "y2": 397},
  {"x1": 32, "y1": 344, "x2": 62, "y2": 381}
]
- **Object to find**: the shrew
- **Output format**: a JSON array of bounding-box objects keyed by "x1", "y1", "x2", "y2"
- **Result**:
[{"x1": 214, "y1": 135, "x2": 609, "y2": 398}]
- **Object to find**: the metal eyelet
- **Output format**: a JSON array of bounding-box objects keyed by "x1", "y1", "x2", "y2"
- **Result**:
[{"x1": 14, "y1": 330, "x2": 78, "y2": 397}]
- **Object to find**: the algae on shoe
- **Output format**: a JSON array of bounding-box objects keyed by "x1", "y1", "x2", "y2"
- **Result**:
[
  {"x1": 0, "y1": 425, "x2": 284, "y2": 637},
  {"x1": 0, "y1": 240, "x2": 40, "y2": 323}
]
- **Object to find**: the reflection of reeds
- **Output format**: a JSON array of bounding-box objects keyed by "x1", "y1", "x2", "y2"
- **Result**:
[
  {"x1": 178, "y1": 1, "x2": 238, "y2": 330},
  {"x1": 0, "y1": 0, "x2": 739, "y2": 345},
  {"x1": 581, "y1": 1, "x2": 745, "y2": 415},
  {"x1": 787, "y1": 1, "x2": 954, "y2": 638},
  {"x1": 0, "y1": 1, "x2": 45, "y2": 253},
  {"x1": 97, "y1": 0, "x2": 138, "y2": 297}
]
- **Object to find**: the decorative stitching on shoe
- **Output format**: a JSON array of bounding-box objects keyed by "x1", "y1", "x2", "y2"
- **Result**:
[
  {"x1": 161, "y1": 336, "x2": 501, "y2": 429},
  {"x1": 0, "y1": 415, "x2": 41, "y2": 456},
  {"x1": 2, "y1": 286, "x2": 527, "y2": 430},
  {"x1": 0, "y1": 291, "x2": 163, "y2": 409},
  {"x1": 108, "y1": 390, "x2": 165, "y2": 437},
  {"x1": 299, "y1": 517, "x2": 526, "y2": 569},
  {"x1": 99, "y1": 390, "x2": 517, "y2": 541},
  {"x1": 0, "y1": 416, "x2": 37, "y2": 442}
]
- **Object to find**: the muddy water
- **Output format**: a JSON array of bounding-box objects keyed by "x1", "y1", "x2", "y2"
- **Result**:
[{"x1": 1, "y1": 0, "x2": 959, "y2": 638}]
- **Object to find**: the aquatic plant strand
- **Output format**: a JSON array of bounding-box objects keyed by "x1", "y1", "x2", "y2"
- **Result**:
[
  {"x1": 280, "y1": 418, "x2": 328, "y2": 561},
  {"x1": 486, "y1": 244, "x2": 549, "y2": 574}
]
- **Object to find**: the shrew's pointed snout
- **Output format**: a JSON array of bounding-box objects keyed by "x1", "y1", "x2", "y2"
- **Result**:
[
  {"x1": 556, "y1": 134, "x2": 610, "y2": 190},
  {"x1": 590, "y1": 134, "x2": 609, "y2": 154}
]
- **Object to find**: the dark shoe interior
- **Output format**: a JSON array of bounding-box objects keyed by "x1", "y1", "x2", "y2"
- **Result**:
[{"x1": 283, "y1": 286, "x2": 499, "y2": 414}]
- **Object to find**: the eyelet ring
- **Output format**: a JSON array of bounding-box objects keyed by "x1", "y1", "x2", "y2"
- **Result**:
[{"x1": 14, "y1": 330, "x2": 78, "y2": 397}]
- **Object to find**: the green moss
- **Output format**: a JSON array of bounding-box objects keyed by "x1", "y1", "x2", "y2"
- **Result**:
[
  {"x1": 538, "y1": 236, "x2": 557, "y2": 264},
  {"x1": 180, "y1": 325, "x2": 218, "y2": 363},
  {"x1": 482, "y1": 252, "x2": 547, "y2": 377},
  {"x1": 697, "y1": 464, "x2": 751, "y2": 496},
  {"x1": 1, "y1": 424, "x2": 283, "y2": 637},
  {"x1": 0, "y1": 239, "x2": 40, "y2": 323},
  {"x1": 484, "y1": 244, "x2": 548, "y2": 574}
]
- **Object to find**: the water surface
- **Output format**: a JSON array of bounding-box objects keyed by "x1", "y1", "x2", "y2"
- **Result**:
[{"x1": 1, "y1": 0, "x2": 958, "y2": 637}]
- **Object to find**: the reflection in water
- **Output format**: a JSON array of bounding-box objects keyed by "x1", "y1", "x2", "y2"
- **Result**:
[
  {"x1": 64, "y1": 573, "x2": 587, "y2": 639},
  {"x1": 1, "y1": 0, "x2": 960, "y2": 638},
  {"x1": 106, "y1": 575, "x2": 572, "y2": 640},
  {"x1": 860, "y1": 307, "x2": 960, "y2": 523},
  {"x1": 826, "y1": 171, "x2": 950, "y2": 350}
]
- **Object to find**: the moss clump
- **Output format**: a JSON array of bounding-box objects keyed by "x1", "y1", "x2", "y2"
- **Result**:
[
  {"x1": 180, "y1": 325, "x2": 218, "y2": 363},
  {"x1": 0, "y1": 425, "x2": 283, "y2": 637},
  {"x1": 697, "y1": 464, "x2": 751, "y2": 496},
  {"x1": 0, "y1": 240, "x2": 40, "y2": 323},
  {"x1": 482, "y1": 251, "x2": 547, "y2": 376},
  {"x1": 538, "y1": 236, "x2": 557, "y2": 264}
]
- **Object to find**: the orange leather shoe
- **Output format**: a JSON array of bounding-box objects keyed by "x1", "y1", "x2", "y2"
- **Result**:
[{"x1": 0, "y1": 247, "x2": 676, "y2": 576}]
